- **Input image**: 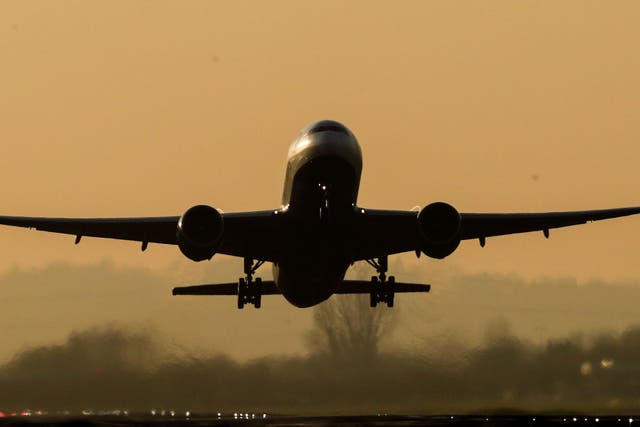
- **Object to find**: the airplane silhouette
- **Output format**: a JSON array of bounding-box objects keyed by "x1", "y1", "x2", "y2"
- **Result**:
[{"x1": 1, "y1": 120, "x2": 639, "y2": 308}]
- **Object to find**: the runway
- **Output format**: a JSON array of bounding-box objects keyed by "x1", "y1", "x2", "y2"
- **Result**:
[{"x1": 0, "y1": 414, "x2": 636, "y2": 426}]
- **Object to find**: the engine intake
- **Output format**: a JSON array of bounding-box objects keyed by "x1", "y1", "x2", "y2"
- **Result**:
[
  {"x1": 418, "y1": 202, "x2": 461, "y2": 259},
  {"x1": 177, "y1": 205, "x2": 224, "y2": 261}
]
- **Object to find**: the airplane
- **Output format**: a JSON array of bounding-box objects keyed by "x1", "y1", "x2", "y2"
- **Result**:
[{"x1": 1, "y1": 119, "x2": 639, "y2": 309}]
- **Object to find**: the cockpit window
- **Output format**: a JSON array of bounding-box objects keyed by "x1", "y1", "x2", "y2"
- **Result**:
[{"x1": 306, "y1": 122, "x2": 348, "y2": 136}]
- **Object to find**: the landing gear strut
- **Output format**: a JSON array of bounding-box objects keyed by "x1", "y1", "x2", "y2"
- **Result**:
[
  {"x1": 365, "y1": 255, "x2": 395, "y2": 308},
  {"x1": 237, "y1": 258, "x2": 264, "y2": 309}
]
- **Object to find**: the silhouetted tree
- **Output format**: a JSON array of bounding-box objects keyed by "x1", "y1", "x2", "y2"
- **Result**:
[{"x1": 307, "y1": 294, "x2": 396, "y2": 361}]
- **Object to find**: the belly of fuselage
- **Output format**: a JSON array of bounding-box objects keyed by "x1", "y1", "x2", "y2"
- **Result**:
[
  {"x1": 273, "y1": 257, "x2": 348, "y2": 308},
  {"x1": 276, "y1": 155, "x2": 360, "y2": 307}
]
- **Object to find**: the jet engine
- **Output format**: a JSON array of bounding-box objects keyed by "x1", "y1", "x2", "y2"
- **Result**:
[
  {"x1": 418, "y1": 202, "x2": 461, "y2": 259},
  {"x1": 176, "y1": 205, "x2": 224, "y2": 261}
]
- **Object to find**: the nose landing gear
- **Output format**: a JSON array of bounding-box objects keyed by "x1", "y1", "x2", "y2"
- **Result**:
[
  {"x1": 365, "y1": 255, "x2": 395, "y2": 308},
  {"x1": 237, "y1": 258, "x2": 264, "y2": 309}
]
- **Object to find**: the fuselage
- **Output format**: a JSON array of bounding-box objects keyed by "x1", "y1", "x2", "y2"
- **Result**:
[{"x1": 273, "y1": 120, "x2": 363, "y2": 307}]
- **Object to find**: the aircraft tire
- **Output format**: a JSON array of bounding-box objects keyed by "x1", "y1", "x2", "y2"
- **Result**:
[
  {"x1": 387, "y1": 276, "x2": 395, "y2": 308},
  {"x1": 370, "y1": 276, "x2": 379, "y2": 308},
  {"x1": 237, "y1": 277, "x2": 246, "y2": 309},
  {"x1": 254, "y1": 278, "x2": 262, "y2": 308}
]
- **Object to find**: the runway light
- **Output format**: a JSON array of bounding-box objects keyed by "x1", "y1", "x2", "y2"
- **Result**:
[
  {"x1": 573, "y1": 417, "x2": 578, "y2": 422},
  {"x1": 601, "y1": 358, "x2": 615, "y2": 369},
  {"x1": 629, "y1": 418, "x2": 634, "y2": 424},
  {"x1": 263, "y1": 414, "x2": 267, "y2": 419},
  {"x1": 580, "y1": 362, "x2": 593, "y2": 376},
  {"x1": 596, "y1": 418, "x2": 600, "y2": 423}
]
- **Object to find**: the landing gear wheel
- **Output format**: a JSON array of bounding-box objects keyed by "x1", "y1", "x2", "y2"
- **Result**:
[
  {"x1": 370, "y1": 276, "x2": 379, "y2": 307},
  {"x1": 366, "y1": 256, "x2": 396, "y2": 308},
  {"x1": 237, "y1": 258, "x2": 265, "y2": 309},
  {"x1": 237, "y1": 277, "x2": 247, "y2": 309},
  {"x1": 386, "y1": 276, "x2": 395, "y2": 307},
  {"x1": 254, "y1": 277, "x2": 262, "y2": 309}
]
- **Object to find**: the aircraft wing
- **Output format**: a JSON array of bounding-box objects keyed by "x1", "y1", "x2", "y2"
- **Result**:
[
  {"x1": 353, "y1": 206, "x2": 640, "y2": 260},
  {"x1": 2, "y1": 206, "x2": 639, "y2": 262},
  {"x1": 0, "y1": 210, "x2": 282, "y2": 261},
  {"x1": 459, "y1": 207, "x2": 640, "y2": 240},
  {"x1": 0, "y1": 215, "x2": 180, "y2": 244}
]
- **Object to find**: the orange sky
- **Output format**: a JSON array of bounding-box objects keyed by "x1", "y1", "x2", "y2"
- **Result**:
[{"x1": 1, "y1": 1, "x2": 640, "y2": 359}]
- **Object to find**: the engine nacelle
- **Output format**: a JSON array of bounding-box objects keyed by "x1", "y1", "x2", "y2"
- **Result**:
[
  {"x1": 176, "y1": 205, "x2": 224, "y2": 262},
  {"x1": 418, "y1": 202, "x2": 462, "y2": 259}
]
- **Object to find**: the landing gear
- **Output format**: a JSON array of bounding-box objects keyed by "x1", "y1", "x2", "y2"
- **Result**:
[
  {"x1": 237, "y1": 258, "x2": 264, "y2": 309},
  {"x1": 365, "y1": 256, "x2": 395, "y2": 308}
]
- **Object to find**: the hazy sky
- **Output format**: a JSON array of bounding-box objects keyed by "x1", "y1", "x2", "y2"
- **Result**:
[{"x1": 1, "y1": 2, "x2": 640, "y2": 364}]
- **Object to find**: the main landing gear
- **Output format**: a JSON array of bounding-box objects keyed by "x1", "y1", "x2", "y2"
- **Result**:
[
  {"x1": 237, "y1": 258, "x2": 264, "y2": 309},
  {"x1": 365, "y1": 255, "x2": 395, "y2": 308}
]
